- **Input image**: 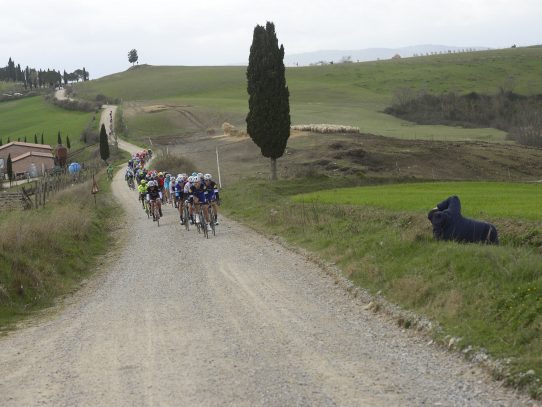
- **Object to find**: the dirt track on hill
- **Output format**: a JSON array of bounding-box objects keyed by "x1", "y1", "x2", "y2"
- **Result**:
[{"x1": 0, "y1": 136, "x2": 536, "y2": 406}]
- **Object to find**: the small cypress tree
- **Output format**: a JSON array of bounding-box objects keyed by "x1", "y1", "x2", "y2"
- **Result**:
[
  {"x1": 40, "y1": 132, "x2": 44, "y2": 144},
  {"x1": 99, "y1": 124, "x2": 110, "y2": 162},
  {"x1": 17, "y1": 137, "x2": 20, "y2": 142},
  {"x1": 0, "y1": 138, "x2": 2, "y2": 146},
  {"x1": 6, "y1": 153, "x2": 13, "y2": 184},
  {"x1": 7, "y1": 137, "x2": 10, "y2": 143},
  {"x1": 57, "y1": 131, "x2": 62, "y2": 145},
  {"x1": 34, "y1": 134, "x2": 38, "y2": 144},
  {"x1": 66, "y1": 135, "x2": 71, "y2": 149},
  {"x1": 24, "y1": 136, "x2": 27, "y2": 143}
]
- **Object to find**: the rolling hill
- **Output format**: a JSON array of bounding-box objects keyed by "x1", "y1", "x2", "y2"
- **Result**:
[{"x1": 72, "y1": 46, "x2": 542, "y2": 142}]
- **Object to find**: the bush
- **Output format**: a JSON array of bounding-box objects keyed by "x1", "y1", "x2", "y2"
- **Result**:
[
  {"x1": 51, "y1": 97, "x2": 98, "y2": 112},
  {"x1": 150, "y1": 153, "x2": 197, "y2": 175},
  {"x1": 385, "y1": 89, "x2": 542, "y2": 147}
]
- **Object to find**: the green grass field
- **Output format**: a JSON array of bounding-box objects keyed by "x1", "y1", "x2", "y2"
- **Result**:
[
  {"x1": 221, "y1": 177, "x2": 542, "y2": 397},
  {"x1": 0, "y1": 96, "x2": 93, "y2": 149},
  {"x1": 73, "y1": 47, "x2": 542, "y2": 142},
  {"x1": 295, "y1": 182, "x2": 542, "y2": 220}
]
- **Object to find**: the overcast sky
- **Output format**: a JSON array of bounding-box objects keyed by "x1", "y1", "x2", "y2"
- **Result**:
[{"x1": 1, "y1": 0, "x2": 540, "y2": 78}]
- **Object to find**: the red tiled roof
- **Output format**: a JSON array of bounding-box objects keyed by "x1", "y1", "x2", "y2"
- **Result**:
[
  {"x1": 0, "y1": 141, "x2": 53, "y2": 151},
  {"x1": 12, "y1": 151, "x2": 54, "y2": 162}
]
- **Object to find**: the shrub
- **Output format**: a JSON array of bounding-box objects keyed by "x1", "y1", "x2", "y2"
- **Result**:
[
  {"x1": 150, "y1": 153, "x2": 196, "y2": 175},
  {"x1": 291, "y1": 124, "x2": 360, "y2": 134}
]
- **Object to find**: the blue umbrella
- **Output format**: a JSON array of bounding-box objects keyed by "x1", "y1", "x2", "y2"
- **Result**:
[{"x1": 68, "y1": 162, "x2": 81, "y2": 173}]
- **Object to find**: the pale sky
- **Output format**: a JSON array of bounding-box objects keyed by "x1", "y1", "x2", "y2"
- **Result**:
[{"x1": 1, "y1": 0, "x2": 540, "y2": 78}]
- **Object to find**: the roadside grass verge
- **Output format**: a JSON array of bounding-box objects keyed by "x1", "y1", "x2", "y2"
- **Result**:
[
  {"x1": 221, "y1": 177, "x2": 542, "y2": 398},
  {"x1": 0, "y1": 170, "x2": 122, "y2": 330}
]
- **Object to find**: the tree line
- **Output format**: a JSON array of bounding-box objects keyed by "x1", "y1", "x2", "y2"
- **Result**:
[
  {"x1": 0, "y1": 57, "x2": 89, "y2": 89},
  {"x1": 385, "y1": 89, "x2": 542, "y2": 147},
  {"x1": 0, "y1": 131, "x2": 71, "y2": 148}
]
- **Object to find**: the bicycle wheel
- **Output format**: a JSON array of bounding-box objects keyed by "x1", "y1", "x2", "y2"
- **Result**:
[
  {"x1": 155, "y1": 204, "x2": 160, "y2": 227},
  {"x1": 195, "y1": 209, "x2": 201, "y2": 233},
  {"x1": 208, "y1": 205, "x2": 216, "y2": 236},
  {"x1": 200, "y1": 209, "x2": 209, "y2": 239},
  {"x1": 183, "y1": 205, "x2": 190, "y2": 231}
]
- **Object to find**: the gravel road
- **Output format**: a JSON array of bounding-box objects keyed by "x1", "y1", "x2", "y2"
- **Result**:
[{"x1": 0, "y1": 137, "x2": 535, "y2": 406}]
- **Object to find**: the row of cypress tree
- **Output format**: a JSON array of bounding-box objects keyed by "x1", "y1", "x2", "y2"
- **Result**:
[{"x1": 0, "y1": 132, "x2": 71, "y2": 148}]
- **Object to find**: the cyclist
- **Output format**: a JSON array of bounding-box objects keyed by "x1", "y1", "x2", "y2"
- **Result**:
[
  {"x1": 176, "y1": 174, "x2": 189, "y2": 224},
  {"x1": 146, "y1": 180, "x2": 163, "y2": 221},
  {"x1": 189, "y1": 176, "x2": 211, "y2": 232},
  {"x1": 184, "y1": 175, "x2": 195, "y2": 224},
  {"x1": 164, "y1": 174, "x2": 171, "y2": 204},
  {"x1": 203, "y1": 173, "x2": 220, "y2": 225},
  {"x1": 137, "y1": 179, "x2": 148, "y2": 209},
  {"x1": 107, "y1": 164, "x2": 114, "y2": 180},
  {"x1": 125, "y1": 167, "x2": 135, "y2": 189},
  {"x1": 170, "y1": 174, "x2": 178, "y2": 207}
]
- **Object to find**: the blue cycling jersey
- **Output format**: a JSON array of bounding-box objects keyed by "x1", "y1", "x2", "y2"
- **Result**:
[{"x1": 189, "y1": 184, "x2": 208, "y2": 203}]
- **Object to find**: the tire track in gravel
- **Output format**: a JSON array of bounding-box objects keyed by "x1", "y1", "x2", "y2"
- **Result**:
[{"x1": 0, "y1": 133, "x2": 535, "y2": 406}]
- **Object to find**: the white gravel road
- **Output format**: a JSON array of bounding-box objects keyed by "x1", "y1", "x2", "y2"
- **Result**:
[{"x1": 0, "y1": 135, "x2": 535, "y2": 406}]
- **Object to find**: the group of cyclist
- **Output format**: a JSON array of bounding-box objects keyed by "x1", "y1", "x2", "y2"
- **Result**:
[
  {"x1": 130, "y1": 166, "x2": 220, "y2": 233},
  {"x1": 124, "y1": 150, "x2": 153, "y2": 190}
]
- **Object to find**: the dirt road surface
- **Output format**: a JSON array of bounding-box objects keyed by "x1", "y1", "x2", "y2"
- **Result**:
[{"x1": 0, "y1": 134, "x2": 534, "y2": 406}]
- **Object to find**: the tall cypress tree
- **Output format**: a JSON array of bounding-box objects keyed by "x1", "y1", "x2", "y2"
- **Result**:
[
  {"x1": 246, "y1": 21, "x2": 290, "y2": 180},
  {"x1": 40, "y1": 132, "x2": 44, "y2": 144},
  {"x1": 66, "y1": 135, "x2": 71, "y2": 149},
  {"x1": 6, "y1": 153, "x2": 13, "y2": 184},
  {"x1": 0, "y1": 138, "x2": 2, "y2": 146},
  {"x1": 99, "y1": 124, "x2": 110, "y2": 162},
  {"x1": 57, "y1": 131, "x2": 62, "y2": 145},
  {"x1": 24, "y1": 136, "x2": 27, "y2": 143},
  {"x1": 7, "y1": 137, "x2": 10, "y2": 143},
  {"x1": 34, "y1": 134, "x2": 38, "y2": 144}
]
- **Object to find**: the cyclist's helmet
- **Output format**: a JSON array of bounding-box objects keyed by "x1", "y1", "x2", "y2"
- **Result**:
[
  {"x1": 197, "y1": 172, "x2": 203, "y2": 179},
  {"x1": 204, "y1": 173, "x2": 212, "y2": 181},
  {"x1": 191, "y1": 172, "x2": 198, "y2": 177}
]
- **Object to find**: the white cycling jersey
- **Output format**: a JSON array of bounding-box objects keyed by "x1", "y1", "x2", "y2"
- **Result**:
[{"x1": 183, "y1": 182, "x2": 192, "y2": 194}]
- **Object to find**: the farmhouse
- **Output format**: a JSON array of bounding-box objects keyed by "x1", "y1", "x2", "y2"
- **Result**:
[{"x1": 0, "y1": 141, "x2": 54, "y2": 177}]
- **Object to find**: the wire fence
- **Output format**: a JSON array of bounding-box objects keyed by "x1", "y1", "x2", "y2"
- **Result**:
[{"x1": 0, "y1": 164, "x2": 100, "y2": 212}]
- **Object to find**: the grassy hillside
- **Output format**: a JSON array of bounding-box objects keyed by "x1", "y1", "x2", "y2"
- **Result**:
[
  {"x1": 73, "y1": 47, "x2": 542, "y2": 142},
  {"x1": 0, "y1": 96, "x2": 93, "y2": 149}
]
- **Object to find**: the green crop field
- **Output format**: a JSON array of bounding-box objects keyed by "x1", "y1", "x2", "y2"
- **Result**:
[
  {"x1": 0, "y1": 96, "x2": 92, "y2": 149},
  {"x1": 295, "y1": 182, "x2": 542, "y2": 221},
  {"x1": 73, "y1": 47, "x2": 542, "y2": 142}
]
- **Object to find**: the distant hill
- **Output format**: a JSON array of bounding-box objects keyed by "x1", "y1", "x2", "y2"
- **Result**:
[{"x1": 284, "y1": 45, "x2": 491, "y2": 66}]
